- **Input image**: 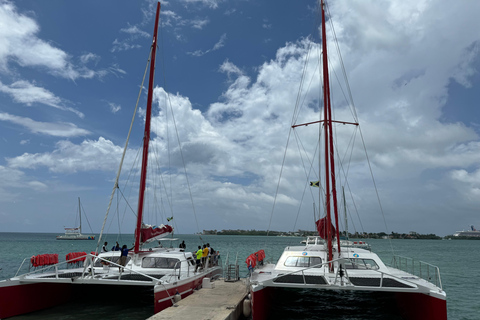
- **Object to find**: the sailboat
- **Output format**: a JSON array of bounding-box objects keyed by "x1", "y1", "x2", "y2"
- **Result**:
[
  {"x1": 56, "y1": 197, "x2": 95, "y2": 240},
  {"x1": 246, "y1": 1, "x2": 447, "y2": 319},
  {"x1": 0, "y1": 3, "x2": 221, "y2": 318}
]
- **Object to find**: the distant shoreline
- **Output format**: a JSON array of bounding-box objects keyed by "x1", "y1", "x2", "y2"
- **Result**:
[{"x1": 200, "y1": 230, "x2": 474, "y2": 240}]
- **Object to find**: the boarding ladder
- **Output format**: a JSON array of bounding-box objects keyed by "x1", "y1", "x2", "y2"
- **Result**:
[{"x1": 223, "y1": 252, "x2": 240, "y2": 282}]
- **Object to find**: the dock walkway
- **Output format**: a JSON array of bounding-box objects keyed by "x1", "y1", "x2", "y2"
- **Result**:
[{"x1": 149, "y1": 278, "x2": 249, "y2": 320}]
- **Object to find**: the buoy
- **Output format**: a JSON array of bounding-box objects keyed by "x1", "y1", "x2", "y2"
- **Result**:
[
  {"x1": 243, "y1": 298, "x2": 251, "y2": 317},
  {"x1": 174, "y1": 293, "x2": 181, "y2": 303}
]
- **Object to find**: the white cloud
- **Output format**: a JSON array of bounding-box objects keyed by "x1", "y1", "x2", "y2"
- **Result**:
[
  {"x1": 80, "y1": 52, "x2": 100, "y2": 65},
  {"x1": 120, "y1": 25, "x2": 150, "y2": 38},
  {"x1": 111, "y1": 38, "x2": 142, "y2": 52},
  {"x1": 0, "y1": 2, "x2": 97, "y2": 79},
  {"x1": 181, "y1": 0, "x2": 221, "y2": 9},
  {"x1": 191, "y1": 18, "x2": 209, "y2": 30},
  {"x1": 187, "y1": 33, "x2": 226, "y2": 56},
  {"x1": 0, "y1": 112, "x2": 90, "y2": 137},
  {"x1": 108, "y1": 102, "x2": 121, "y2": 114},
  {"x1": 0, "y1": 80, "x2": 84, "y2": 118},
  {"x1": 7, "y1": 137, "x2": 123, "y2": 173}
]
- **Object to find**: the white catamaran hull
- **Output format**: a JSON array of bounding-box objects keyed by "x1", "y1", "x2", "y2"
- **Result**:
[
  {"x1": 248, "y1": 244, "x2": 446, "y2": 320},
  {"x1": 0, "y1": 250, "x2": 222, "y2": 319}
]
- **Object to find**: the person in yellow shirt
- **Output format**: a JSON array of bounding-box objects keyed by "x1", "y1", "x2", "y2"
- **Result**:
[
  {"x1": 202, "y1": 244, "x2": 209, "y2": 268},
  {"x1": 195, "y1": 246, "x2": 203, "y2": 272}
]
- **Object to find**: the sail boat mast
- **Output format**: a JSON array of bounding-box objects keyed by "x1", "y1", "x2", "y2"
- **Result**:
[
  {"x1": 320, "y1": 0, "x2": 342, "y2": 266},
  {"x1": 78, "y1": 197, "x2": 82, "y2": 234},
  {"x1": 134, "y1": 2, "x2": 161, "y2": 254}
]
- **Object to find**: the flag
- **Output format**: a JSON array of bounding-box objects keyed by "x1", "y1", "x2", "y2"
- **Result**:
[
  {"x1": 167, "y1": 217, "x2": 173, "y2": 222},
  {"x1": 310, "y1": 181, "x2": 320, "y2": 187}
]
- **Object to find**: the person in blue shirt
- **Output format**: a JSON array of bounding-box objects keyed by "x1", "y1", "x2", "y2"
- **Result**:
[
  {"x1": 112, "y1": 242, "x2": 120, "y2": 251},
  {"x1": 118, "y1": 244, "x2": 132, "y2": 271}
]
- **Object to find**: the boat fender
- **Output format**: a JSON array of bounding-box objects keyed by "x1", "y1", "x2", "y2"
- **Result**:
[
  {"x1": 174, "y1": 293, "x2": 181, "y2": 303},
  {"x1": 243, "y1": 298, "x2": 252, "y2": 317}
]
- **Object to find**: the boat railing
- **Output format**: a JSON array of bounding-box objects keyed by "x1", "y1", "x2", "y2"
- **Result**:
[
  {"x1": 390, "y1": 255, "x2": 442, "y2": 289},
  {"x1": 305, "y1": 236, "x2": 325, "y2": 245},
  {"x1": 258, "y1": 257, "x2": 344, "y2": 285},
  {"x1": 15, "y1": 252, "x2": 91, "y2": 278},
  {"x1": 259, "y1": 256, "x2": 442, "y2": 291}
]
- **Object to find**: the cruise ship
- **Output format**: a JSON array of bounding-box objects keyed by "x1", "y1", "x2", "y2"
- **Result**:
[{"x1": 454, "y1": 225, "x2": 480, "y2": 237}]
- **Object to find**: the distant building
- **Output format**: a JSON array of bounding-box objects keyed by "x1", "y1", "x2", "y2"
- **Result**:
[{"x1": 203, "y1": 230, "x2": 217, "y2": 235}]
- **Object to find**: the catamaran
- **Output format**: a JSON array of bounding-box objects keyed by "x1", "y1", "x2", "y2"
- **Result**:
[
  {"x1": 0, "y1": 3, "x2": 221, "y2": 318},
  {"x1": 245, "y1": 1, "x2": 447, "y2": 319},
  {"x1": 56, "y1": 197, "x2": 95, "y2": 240}
]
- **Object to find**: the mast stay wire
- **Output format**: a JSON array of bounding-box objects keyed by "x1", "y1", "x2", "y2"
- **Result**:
[{"x1": 325, "y1": 0, "x2": 393, "y2": 252}]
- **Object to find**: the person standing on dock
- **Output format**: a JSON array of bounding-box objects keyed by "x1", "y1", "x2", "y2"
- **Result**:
[{"x1": 195, "y1": 246, "x2": 202, "y2": 272}]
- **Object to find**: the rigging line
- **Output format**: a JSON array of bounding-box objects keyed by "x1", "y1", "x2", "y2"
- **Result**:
[
  {"x1": 264, "y1": 125, "x2": 294, "y2": 241},
  {"x1": 95, "y1": 47, "x2": 152, "y2": 253},
  {"x1": 292, "y1": 2, "x2": 322, "y2": 126},
  {"x1": 292, "y1": 1, "x2": 321, "y2": 125},
  {"x1": 151, "y1": 148, "x2": 178, "y2": 230},
  {"x1": 158, "y1": 18, "x2": 199, "y2": 238},
  {"x1": 164, "y1": 88, "x2": 201, "y2": 237},
  {"x1": 293, "y1": 128, "x2": 320, "y2": 204},
  {"x1": 291, "y1": 130, "x2": 316, "y2": 233},
  {"x1": 325, "y1": 1, "x2": 389, "y2": 245},
  {"x1": 158, "y1": 20, "x2": 174, "y2": 212},
  {"x1": 117, "y1": 186, "x2": 138, "y2": 217},
  {"x1": 79, "y1": 202, "x2": 95, "y2": 234},
  {"x1": 357, "y1": 124, "x2": 395, "y2": 254},
  {"x1": 293, "y1": 39, "x2": 316, "y2": 125},
  {"x1": 339, "y1": 128, "x2": 366, "y2": 235},
  {"x1": 330, "y1": 126, "x2": 366, "y2": 234},
  {"x1": 325, "y1": 0, "x2": 358, "y2": 122}
]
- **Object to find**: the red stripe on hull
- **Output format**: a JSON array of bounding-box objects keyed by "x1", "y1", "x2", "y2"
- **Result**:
[
  {"x1": 0, "y1": 282, "x2": 72, "y2": 319},
  {"x1": 395, "y1": 292, "x2": 447, "y2": 320}
]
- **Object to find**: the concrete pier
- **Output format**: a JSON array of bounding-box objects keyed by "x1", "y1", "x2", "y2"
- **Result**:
[{"x1": 149, "y1": 278, "x2": 249, "y2": 320}]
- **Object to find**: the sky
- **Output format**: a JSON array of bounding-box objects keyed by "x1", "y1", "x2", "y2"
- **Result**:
[{"x1": 1, "y1": 0, "x2": 480, "y2": 237}]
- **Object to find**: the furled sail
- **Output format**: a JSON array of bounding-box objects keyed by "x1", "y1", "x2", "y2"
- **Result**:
[
  {"x1": 140, "y1": 223, "x2": 173, "y2": 243},
  {"x1": 315, "y1": 217, "x2": 336, "y2": 240}
]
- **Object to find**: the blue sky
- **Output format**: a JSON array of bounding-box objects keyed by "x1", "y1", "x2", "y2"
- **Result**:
[{"x1": 1, "y1": 0, "x2": 480, "y2": 237}]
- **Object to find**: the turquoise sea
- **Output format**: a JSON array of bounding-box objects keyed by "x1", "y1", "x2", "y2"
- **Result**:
[{"x1": 0, "y1": 233, "x2": 478, "y2": 319}]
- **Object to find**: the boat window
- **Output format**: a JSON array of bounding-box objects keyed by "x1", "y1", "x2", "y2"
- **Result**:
[
  {"x1": 310, "y1": 257, "x2": 322, "y2": 268},
  {"x1": 285, "y1": 257, "x2": 298, "y2": 267},
  {"x1": 297, "y1": 257, "x2": 309, "y2": 267},
  {"x1": 284, "y1": 256, "x2": 322, "y2": 268},
  {"x1": 142, "y1": 257, "x2": 180, "y2": 269},
  {"x1": 344, "y1": 258, "x2": 379, "y2": 270},
  {"x1": 187, "y1": 257, "x2": 195, "y2": 266}
]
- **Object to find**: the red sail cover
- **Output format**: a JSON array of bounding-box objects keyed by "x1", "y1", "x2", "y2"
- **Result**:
[
  {"x1": 315, "y1": 217, "x2": 336, "y2": 240},
  {"x1": 140, "y1": 224, "x2": 173, "y2": 243}
]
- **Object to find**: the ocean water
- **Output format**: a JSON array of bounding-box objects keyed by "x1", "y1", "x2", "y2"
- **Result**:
[{"x1": 0, "y1": 233, "x2": 478, "y2": 319}]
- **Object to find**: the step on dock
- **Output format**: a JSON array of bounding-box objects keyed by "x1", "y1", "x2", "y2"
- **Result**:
[{"x1": 148, "y1": 278, "x2": 249, "y2": 320}]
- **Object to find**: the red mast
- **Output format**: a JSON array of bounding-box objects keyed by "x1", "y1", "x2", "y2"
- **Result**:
[
  {"x1": 134, "y1": 2, "x2": 161, "y2": 254},
  {"x1": 320, "y1": 0, "x2": 341, "y2": 268}
]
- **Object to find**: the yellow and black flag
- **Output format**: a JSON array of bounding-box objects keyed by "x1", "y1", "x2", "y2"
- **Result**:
[{"x1": 310, "y1": 181, "x2": 320, "y2": 187}]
